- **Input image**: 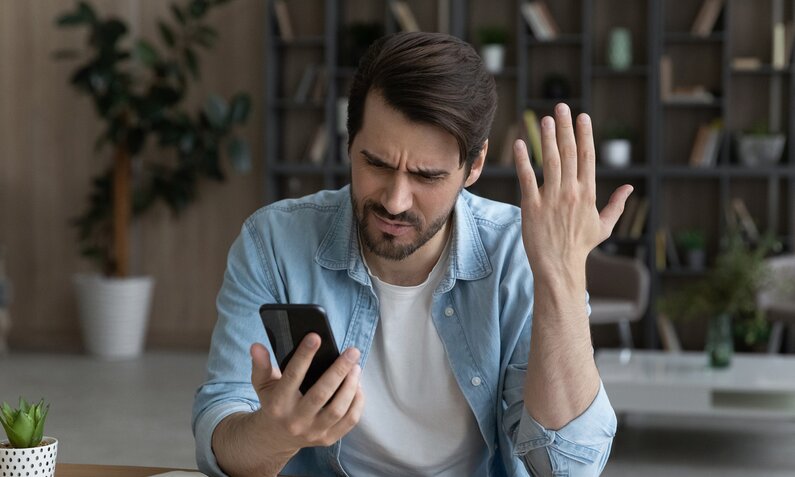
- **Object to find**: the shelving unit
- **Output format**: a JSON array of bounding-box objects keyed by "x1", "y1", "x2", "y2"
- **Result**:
[{"x1": 264, "y1": 0, "x2": 795, "y2": 349}]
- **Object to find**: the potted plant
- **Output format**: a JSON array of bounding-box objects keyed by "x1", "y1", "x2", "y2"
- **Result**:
[
  {"x1": 659, "y1": 229, "x2": 781, "y2": 366},
  {"x1": 736, "y1": 122, "x2": 786, "y2": 167},
  {"x1": 676, "y1": 229, "x2": 707, "y2": 270},
  {"x1": 55, "y1": 0, "x2": 251, "y2": 359},
  {"x1": 0, "y1": 398, "x2": 56, "y2": 477},
  {"x1": 599, "y1": 123, "x2": 635, "y2": 168},
  {"x1": 477, "y1": 26, "x2": 509, "y2": 74}
]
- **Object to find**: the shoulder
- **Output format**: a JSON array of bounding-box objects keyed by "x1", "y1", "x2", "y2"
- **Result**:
[
  {"x1": 460, "y1": 189, "x2": 522, "y2": 234},
  {"x1": 245, "y1": 188, "x2": 346, "y2": 233}
]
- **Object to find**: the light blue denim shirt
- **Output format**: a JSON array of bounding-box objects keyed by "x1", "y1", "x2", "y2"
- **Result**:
[{"x1": 192, "y1": 186, "x2": 617, "y2": 477}]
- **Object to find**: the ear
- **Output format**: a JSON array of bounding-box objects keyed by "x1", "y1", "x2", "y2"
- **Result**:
[{"x1": 464, "y1": 140, "x2": 487, "y2": 188}]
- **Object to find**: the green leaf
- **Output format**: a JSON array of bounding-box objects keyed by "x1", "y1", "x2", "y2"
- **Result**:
[
  {"x1": 158, "y1": 21, "x2": 176, "y2": 47},
  {"x1": 227, "y1": 136, "x2": 252, "y2": 173},
  {"x1": 31, "y1": 403, "x2": 48, "y2": 446},
  {"x1": 52, "y1": 49, "x2": 81, "y2": 60},
  {"x1": 170, "y1": 5, "x2": 187, "y2": 25},
  {"x1": 18, "y1": 397, "x2": 29, "y2": 414},
  {"x1": 189, "y1": 0, "x2": 209, "y2": 18},
  {"x1": 135, "y1": 40, "x2": 159, "y2": 67},
  {"x1": 184, "y1": 48, "x2": 199, "y2": 79},
  {"x1": 9, "y1": 408, "x2": 34, "y2": 447},
  {"x1": 203, "y1": 94, "x2": 228, "y2": 129},
  {"x1": 194, "y1": 25, "x2": 218, "y2": 48},
  {"x1": 228, "y1": 93, "x2": 251, "y2": 124},
  {"x1": 55, "y1": 2, "x2": 96, "y2": 27}
]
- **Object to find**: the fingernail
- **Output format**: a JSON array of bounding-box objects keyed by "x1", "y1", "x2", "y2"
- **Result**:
[
  {"x1": 542, "y1": 116, "x2": 554, "y2": 129},
  {"x1": 557, "y1": 103, "x2": 570, "y2": 116},
  {"x1": 344, "y1": 348, "x2": 360, "y2": 362},
  {"x1": 578, "y1": 114, "x2": 590, "y2": 125},
  {"x1": 303, "y1": 334, "x2": 319, "y2": 348}
]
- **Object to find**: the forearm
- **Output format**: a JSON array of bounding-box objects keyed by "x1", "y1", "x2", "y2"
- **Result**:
[
  {"x1": 524, "y1": 262, "x2": 600, "y2": 430},
  {"x1": 212, "y1": 412, "x2": 296, "y2": 477}
]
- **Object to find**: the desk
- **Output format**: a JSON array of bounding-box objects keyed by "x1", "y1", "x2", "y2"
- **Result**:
[
  {"x1": 596, "y1": 349, "x2": 795, "y2": 419},
  {"x1": 55, "y1": 463, "x2": 195, "y2": 477}
]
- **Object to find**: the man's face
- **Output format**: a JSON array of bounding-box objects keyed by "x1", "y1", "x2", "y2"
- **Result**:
[{"x1": 349, "y1": 92, "x2": 484, "y2": 261}]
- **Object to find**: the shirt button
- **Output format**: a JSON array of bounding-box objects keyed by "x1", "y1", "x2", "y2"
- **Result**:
[
  {"x1": 444, "y1": 306, "x2": 455, "y2": 317},
  {"x1": 471, "y1": 376, "x2": 482, "y2": 386}
]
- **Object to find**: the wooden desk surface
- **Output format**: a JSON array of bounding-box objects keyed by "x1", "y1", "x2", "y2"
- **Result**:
[{"x1": 55, "y1": 463, "x2": 196, "y2": 477}]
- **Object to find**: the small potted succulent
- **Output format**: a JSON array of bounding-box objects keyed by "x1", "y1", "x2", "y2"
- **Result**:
[
  {"x1": 736, "y1": 122, "x2": 786, "y2": 167},
  {"x1": 0, "y1": 398, "x2": 56, "y2": 477},
  {"x1": 477, "y1": 26, "x2": 509, "y2": 74},
  {"x1": 599, "y1": 123, "x2": 635, "y2": 168},
  {"x1": 676, "y1": 229, "x2": 707, "y2": 270}
]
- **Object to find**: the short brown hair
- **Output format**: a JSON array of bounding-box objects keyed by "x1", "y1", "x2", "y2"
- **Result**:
[{"x1": 347, "y1": 32, "x2": 497, "y2": 169}]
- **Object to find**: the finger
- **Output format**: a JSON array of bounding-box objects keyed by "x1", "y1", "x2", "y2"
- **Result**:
[
  {"x1": 278, "y1": 333, "x2": 321, "y2": 393},
  {"x1": 250, "y1": 343, "x2": 282, "y2": 396},
  {"x1": 539, "y1": 114, "x2": 561, "y2": 191},
  {"x1": 576, "y1": 113, "x2": 596, "y2": 189},
  {"x1": 315, "y1": 364, "x2": 361, "y2": 429},
  {"x1": 554, "y1": 103, "x2": 577, "y2": 188},
  {"x1": 325, "y1": 386, "x2": 366, "y2": 441},
  {"x1": 297, "y1": 347, "x2": 361, "y2": 414},
  {"x1": 600, "y1": 184, "x2": 635, "y2": 237},
  {"x1": 513, "y1": 139, "x2": 540, "y2": 203}
]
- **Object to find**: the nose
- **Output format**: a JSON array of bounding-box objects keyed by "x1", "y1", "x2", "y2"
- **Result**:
[{"x1": 381, "y1": 173, "x2": 413, "y2": 216}]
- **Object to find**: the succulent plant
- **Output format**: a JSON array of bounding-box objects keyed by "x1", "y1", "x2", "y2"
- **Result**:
[{"x1": 0, "y1": 398, "x2": 49, "y2": 448}]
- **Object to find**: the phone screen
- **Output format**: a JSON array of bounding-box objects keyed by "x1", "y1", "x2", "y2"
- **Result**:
[{"x1": 259, "y1": 304, "x2": 341, "y2": 394}]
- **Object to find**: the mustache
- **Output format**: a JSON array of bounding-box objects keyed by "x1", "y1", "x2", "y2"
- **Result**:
[{"x1": 364, "y1": 201, "x2": 421, "y2": 227}]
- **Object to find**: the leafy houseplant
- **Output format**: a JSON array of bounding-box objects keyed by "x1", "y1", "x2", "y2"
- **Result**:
[
  {"x1": 0, "y1": 398, "x2": 57, "y2": 477},
  {"x1": 659, "y1": 229, "x2": 781, "y2": 364},
  {"x1": 676, "y1": 229, "x2": 706, "y2": 270},
  {"x1": 55, "y1": 0, "x2": 251, "y2": 359},
  {"x1": 477, "y1": 26, "x2": 509, "y2": 74}
]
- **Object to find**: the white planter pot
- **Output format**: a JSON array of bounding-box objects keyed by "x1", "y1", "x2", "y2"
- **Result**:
[
  {"x1": 73, "y1": 273, "x2": 155, "y2": 360},
  {"x1": 0, "y1": 437, "x2": 58, "y2": 477},
  {"x1": 737, "y1": 134, "x2": 786, "y2": 167},
  {"x1": 480, "y1": 44, "x2": 505, "y2": 74},
  {"x1": 600, "y1": 139, "x2": 632, "y2": 168}
]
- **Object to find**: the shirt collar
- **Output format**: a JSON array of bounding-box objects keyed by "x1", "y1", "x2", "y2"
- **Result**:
[{"x1": 315, "y1": 186, "x2": 492, "y2": 288}]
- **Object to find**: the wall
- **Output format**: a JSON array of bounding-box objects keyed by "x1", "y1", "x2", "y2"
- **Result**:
[{"x1": 0, "y1": 0, "x2": 265, "y2": 351}]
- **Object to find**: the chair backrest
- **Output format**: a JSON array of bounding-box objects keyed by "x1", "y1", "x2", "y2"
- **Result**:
[
  {"x1": 758, "y1": 254, "x2": 795, "y2": 309},
  {"x1": 586, "y1": 249, "x2": 651, "y2": 315}
]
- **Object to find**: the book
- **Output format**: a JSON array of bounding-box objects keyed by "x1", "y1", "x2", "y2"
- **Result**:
[
  {"x1": 522, "y1": 109, "x2": 543, "y2": 166},
  {"x1": 520, "y1": 3, "x2": 552, "y2": 41},
  {"x1": 616, "y1": 194, "x2": 639, "y2": 238},
  {"x1": 731, "y1": 198, "x2": 760, "y2": 242},
  {"x1": 533, "y1": 2, "x2": 560, "y2": 38},
  {"x1": 390, "y1": 1, "x2": 420, "y2": 32},
  {"x1": 664, "y1": 228, "x2": 681, "y2": 268},
  {"x1": 306, "y1": 123, "x2": 328, "y2": 164},
  {"x1": 691, "y1": 0, "x2": 724, "y2": 37},
  {"x1": 655, "y1": 229, "x2": 667, "y2": 271},
  {"x1": 732, "y1": 57, "x2": 763, "y2": 71},
  {"x1": 773, "y1": 22, "x2": 787, "y2": 69},
  {"x1": 628, "y1": 197, "x2": 650, "y2": 239},
  {"x1": 659, "y1": 55, "x2": 673, "y2": 100},
  {"x1": 272, "y1": 0, "x2": 294, "y2": 41},
  {"x1": 700, "y1": 121, "x2": 722, "y2": 167},
  {"x1": 499, "y1": 123, "x2": 520, "y2": 166},
  {"x1": 293, "y1": 64, "x2": 317, "y2": 103},
  {"x1": 688, "y1": 124, "x2": 711, "y2": 167},
  {"x1": 311, "y1": 66, "x2": 327, "y2": 102},
  {"x1": 786, "y1": 21, "x2": 795, "y2": 65}
]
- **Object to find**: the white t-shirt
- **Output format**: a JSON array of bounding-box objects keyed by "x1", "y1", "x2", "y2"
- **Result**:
[{"x1": 340, "y1": 241, "x2": 487, "y2": 476}]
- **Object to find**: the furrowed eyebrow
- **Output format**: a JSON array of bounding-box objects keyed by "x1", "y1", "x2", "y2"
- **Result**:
[{"x1": 360, "y1": 149, "x2": 450, "y2": 178}]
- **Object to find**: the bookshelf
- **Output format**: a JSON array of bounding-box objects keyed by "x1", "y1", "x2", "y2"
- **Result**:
[{"x1": 264, "y1": 0, "x2": 795, "y2": 349}]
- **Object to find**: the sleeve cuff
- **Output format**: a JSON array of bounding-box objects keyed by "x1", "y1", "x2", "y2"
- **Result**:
[
  {"x1": 512, "y1": 381, "x2": 617, "y2": 464},
  {"x1": 194, "y1": 401, "x2": 258, "y2": 477}
]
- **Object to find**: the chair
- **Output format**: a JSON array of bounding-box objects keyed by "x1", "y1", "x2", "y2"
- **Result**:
[
  {"x1": 586, "y1": 249, "x2": 650, "y2": 348},
  {"x1": 757, "y1": 254, "x2": 795, "y2": 354}
]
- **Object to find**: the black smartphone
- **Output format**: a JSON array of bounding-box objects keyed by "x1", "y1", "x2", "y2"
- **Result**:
[{"x1": 259, "y1": 304, "x2": 341, "y2": 394}]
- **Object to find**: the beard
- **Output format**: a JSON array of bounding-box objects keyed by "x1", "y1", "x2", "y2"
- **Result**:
[{"x1": 350, "y1": 190, "x2": 456, "y2": 261}]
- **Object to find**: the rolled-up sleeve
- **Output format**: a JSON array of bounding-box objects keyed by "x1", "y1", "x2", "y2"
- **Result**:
[{"x1": 508, "y1": 381, "x2": 617, "y2": 476}]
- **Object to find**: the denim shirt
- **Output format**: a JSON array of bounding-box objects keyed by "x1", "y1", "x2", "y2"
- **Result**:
[{"x1": 192, "y1": 186, "x2": 617, "y2": 477}]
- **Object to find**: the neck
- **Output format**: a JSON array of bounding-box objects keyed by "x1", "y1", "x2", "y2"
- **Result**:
[{"x1": 363, "y1": 219, "x2": 451, "y2": 287}]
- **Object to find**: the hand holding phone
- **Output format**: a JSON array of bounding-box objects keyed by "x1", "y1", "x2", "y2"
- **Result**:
[{"x1": 260, "y1": 304, "x2": 342, "y2": 394}]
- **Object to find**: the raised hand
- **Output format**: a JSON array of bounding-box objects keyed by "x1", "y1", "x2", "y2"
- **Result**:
[{"x1": 513, "y1": 103, "x2": 633, "y2": 276}]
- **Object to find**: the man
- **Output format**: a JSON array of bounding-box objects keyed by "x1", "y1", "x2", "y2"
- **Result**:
[{"x1": 193, "y1": 32, "x2": 630, "y2": 476}]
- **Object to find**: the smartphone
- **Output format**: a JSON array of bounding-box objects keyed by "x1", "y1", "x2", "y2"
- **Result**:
[{"x1": 259, "y1": 304, "x2": 341, "y2": 394}]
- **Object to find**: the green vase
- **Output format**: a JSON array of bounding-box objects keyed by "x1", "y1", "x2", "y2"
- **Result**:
[
  {"x1": 607, "y1": 27, "x2": 632, "y2": 70},
  {"x1": 706, "y1": 313, "x2": 733, "y2": 368}
]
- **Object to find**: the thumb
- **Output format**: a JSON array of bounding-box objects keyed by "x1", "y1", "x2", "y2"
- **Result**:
[
  {"x1": 600, "y1": 184, "x2": 634, "y2": 234},
  {"x1": 250, "y1": 342, "x2": 281, "y2": 396}
]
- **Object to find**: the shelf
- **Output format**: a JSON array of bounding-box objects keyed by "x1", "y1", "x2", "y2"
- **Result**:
[
  {"x1": 592, "y1": 65, "x2": 649, "y2": 77},
  {"x1": 662, "y1": 98, "x2": 723, "y2": 109},
  {"x1": 526, "y1": 97, "x2": 582, "y2": 110},
  {"x1": 596, "y1": 166, "x2": 650, "y2": 177},
  {"x1": 526, "y1": 34, "x2": 583, "y2": 46},
  {"x1": 272, "y1": 99, "x2": 325, "y2": 110},
  {"x1": 659, "y1": 166, "x2": 795, "y2": 178},
  {"x1": 663, "y1": 32, "x2": 724, "y2": 44},
  {"x1": 658, "y1": 268, "x2": 708, "y2": 278},
  {"x1": 271, "y1": 163, "x2": 348, "y2": 175},
  {"x1": 731, "y1": 66, "x2": 792, "y2": 76}
]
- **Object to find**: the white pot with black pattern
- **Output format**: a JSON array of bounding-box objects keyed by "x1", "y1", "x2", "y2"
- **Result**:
[{"x1": 0, "y1": 437, "x2": 58, "y2": 477}]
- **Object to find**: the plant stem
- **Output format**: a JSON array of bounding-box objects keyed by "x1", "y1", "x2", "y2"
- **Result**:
[{"x1": 112, "y1": 146, "x2": 131, "y2": 277}]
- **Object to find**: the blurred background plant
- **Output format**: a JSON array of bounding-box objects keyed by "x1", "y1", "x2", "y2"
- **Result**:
[{"x1": 55, "y1": 0, "x2": 252, "y2": 277}]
